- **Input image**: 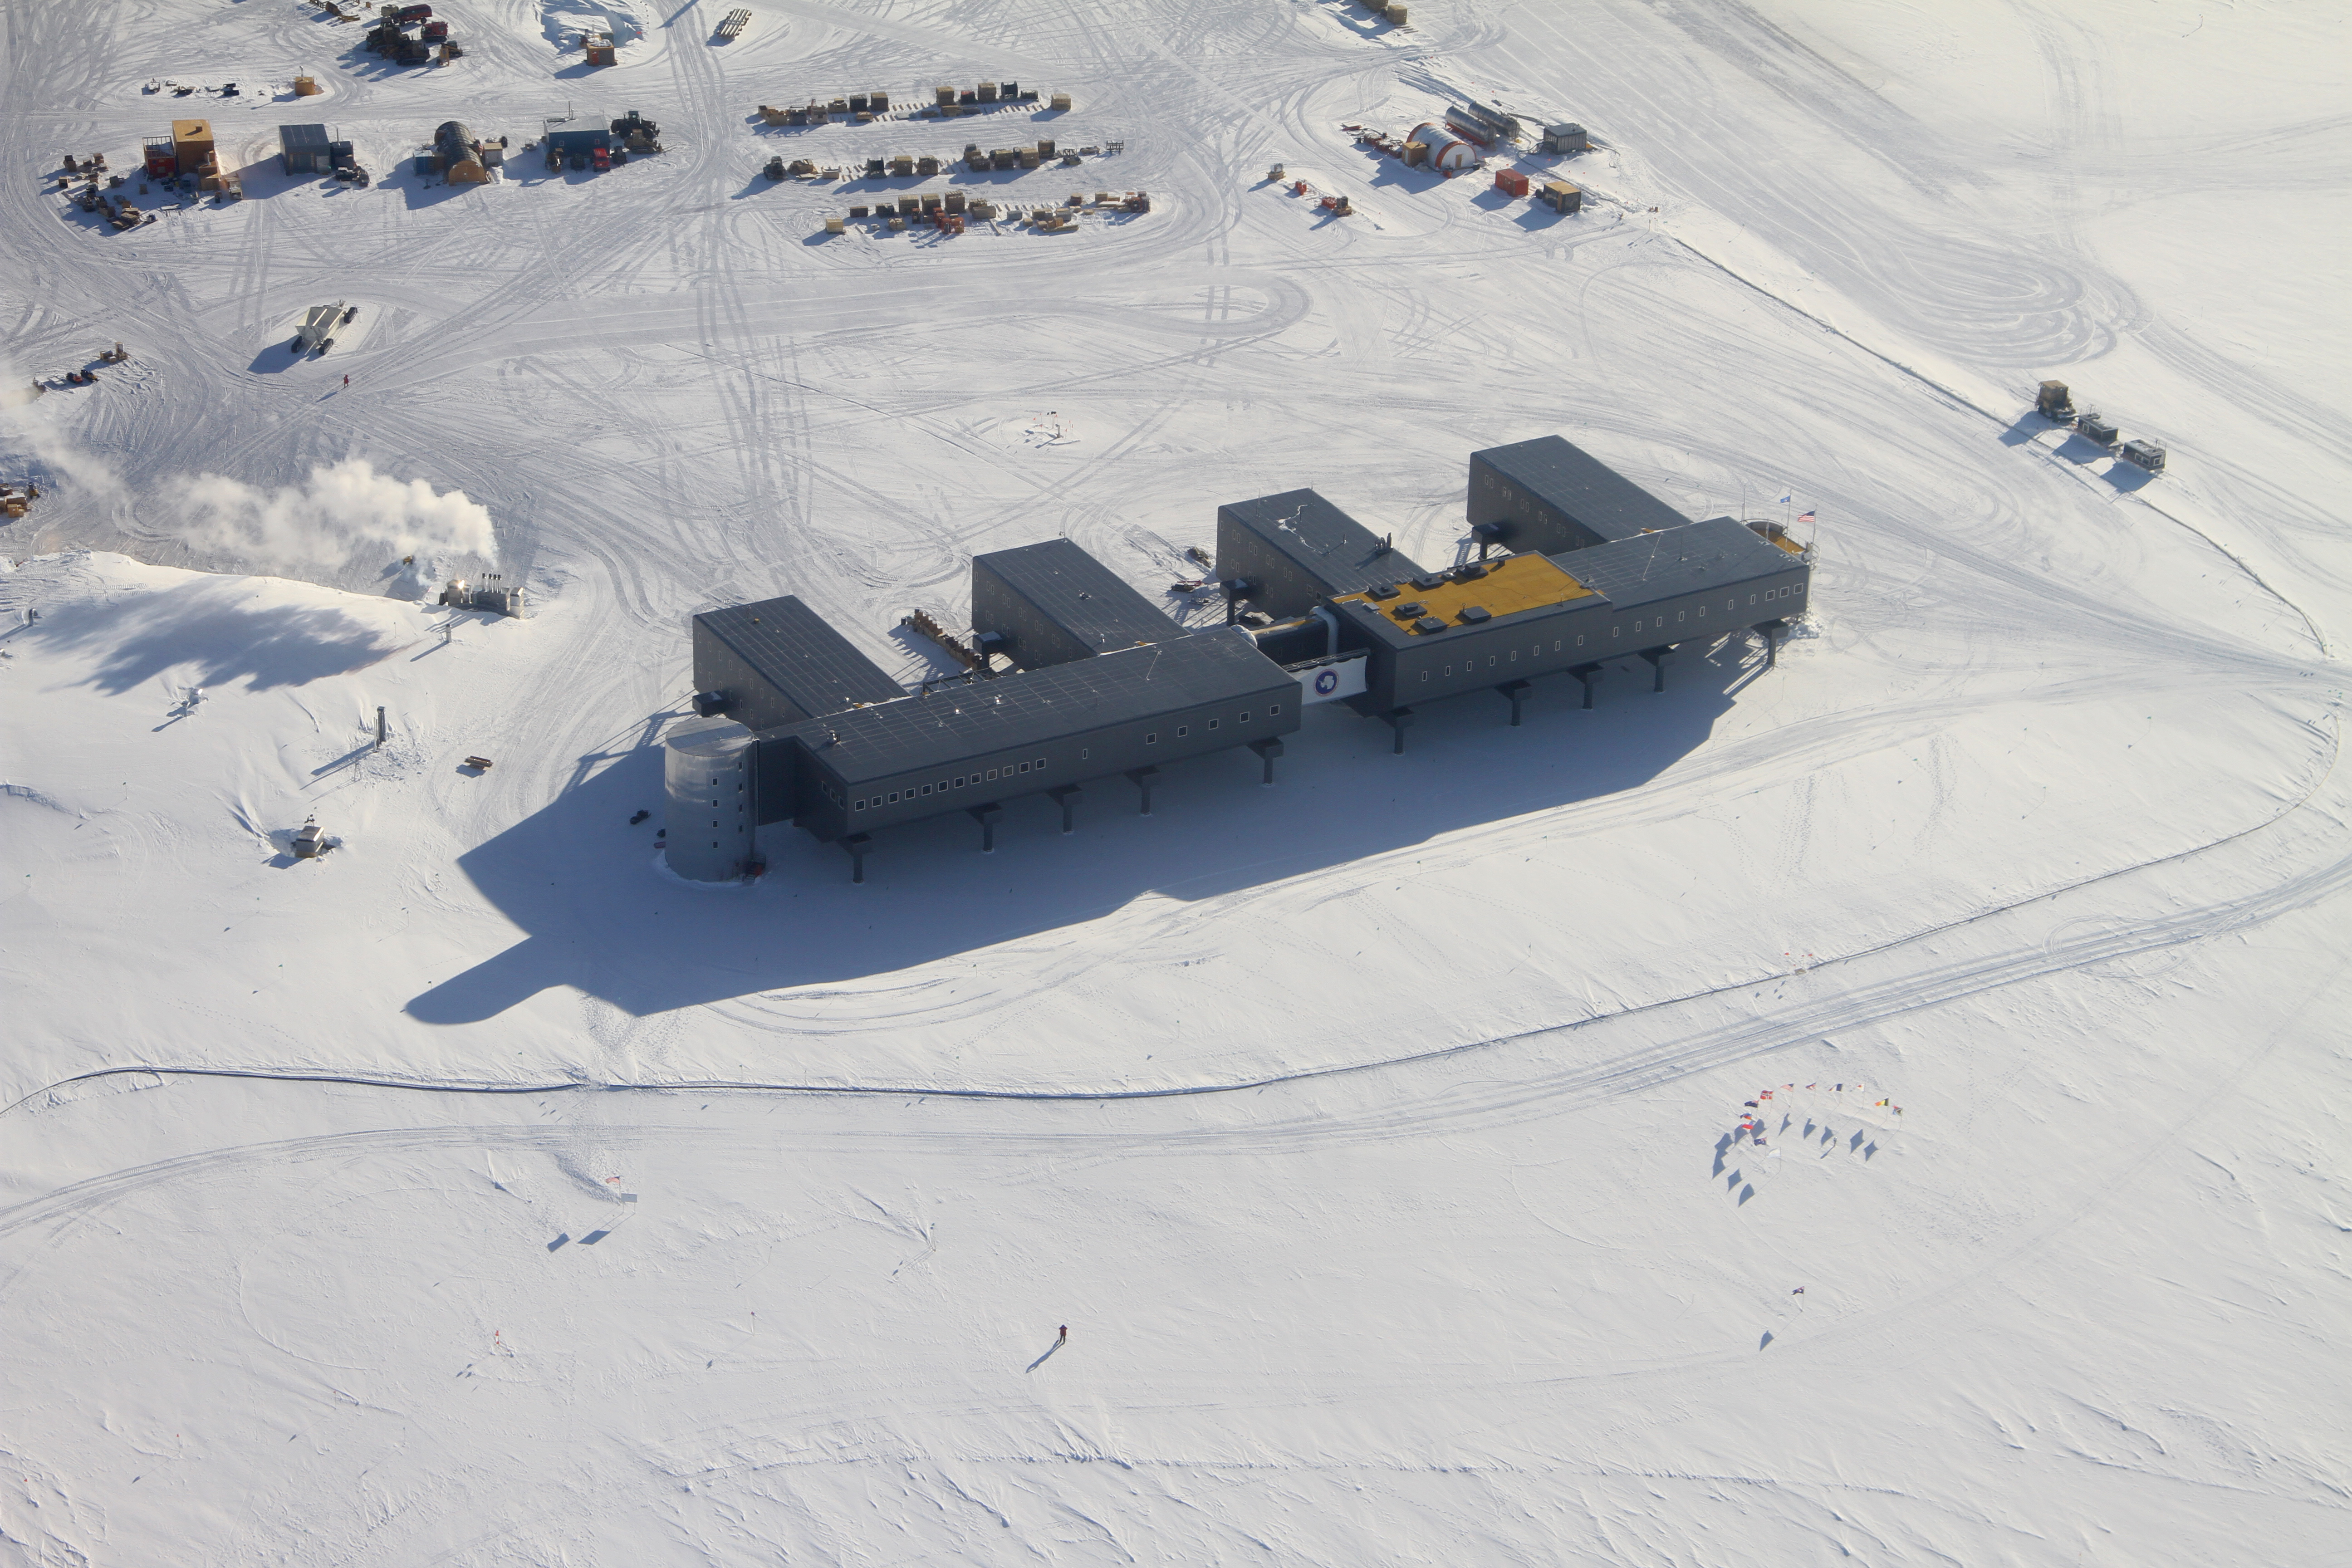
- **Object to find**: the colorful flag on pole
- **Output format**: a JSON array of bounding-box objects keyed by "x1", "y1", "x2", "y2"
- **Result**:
[
  {"x1": 1777, "y1": 494, "x2": 1792, "y2": 505},
  {"x1": 1797, "y1": 510, "x2": 1815, "y2": 524}
]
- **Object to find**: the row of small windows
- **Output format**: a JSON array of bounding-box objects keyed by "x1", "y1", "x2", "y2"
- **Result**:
[
  {"x1": 853, "y1": 757, "x2": 1049, "y2": 812},
  {"x1": 1139, "y1": 702, "x2": 1279, "y2": 746},
  {"x1": 1413, "y1": 584, "x2": 1806, "y2": 681}
]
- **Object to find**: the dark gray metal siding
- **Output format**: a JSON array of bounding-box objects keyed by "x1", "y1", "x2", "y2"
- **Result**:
[
  {"x1": 693, "y1": 596, "x2": 906, "y2": 734},
  {"x1": 1215, "y1": 490, "x2": 1426, "y2": 620},
  {"x1": 969, "y1": 539, "x2": 1187, "y2": 670},
  {"x1": 1468, "y1": 436, "x2": 1689, "y2": 554},
  {"x1": 757, "y1": 633, "x2": 1298, "y2": 838},
  {"x1": 279, "y1": 123, "x2": 332, "y2": 173}
]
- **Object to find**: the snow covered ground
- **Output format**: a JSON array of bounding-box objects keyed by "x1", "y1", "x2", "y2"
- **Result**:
[{"x1": 2, "y1": 0, "x2": 2347, "y2": 1562}]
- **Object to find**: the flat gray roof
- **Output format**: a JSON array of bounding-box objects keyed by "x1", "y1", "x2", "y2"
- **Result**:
[
  {"x1": 973, "y1": 538, "x2": 1186, "y2": 654},
  {"x1": 772, "y1": 632, "x2": 1289, "y2": 786},
  {"x1": 1546, "y1": 517, "x2": 1796, "y2": 607},
  {"x1": 1218, "y1": 488, "x2": 1426, "y2": 593},
  {"x1": 1474, "y1": 435, "x2": 1689, "y2": 544},
  {"x1": 696, "y1": 595, "x2": 905, "y2": 717}
]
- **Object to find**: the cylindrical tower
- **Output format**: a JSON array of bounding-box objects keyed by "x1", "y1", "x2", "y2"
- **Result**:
[{"x1": 663, "y1": 717, "x2": 756, "y2": 882}]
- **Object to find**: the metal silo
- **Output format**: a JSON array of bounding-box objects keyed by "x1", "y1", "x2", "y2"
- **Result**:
[{"x1": 664, "y1": 717, "x2": 757, "y2": 881}]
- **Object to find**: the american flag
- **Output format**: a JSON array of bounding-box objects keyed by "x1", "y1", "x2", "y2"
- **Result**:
[{"x1": 1797, "y1": 510, "x2": 1815, "y2": 524}]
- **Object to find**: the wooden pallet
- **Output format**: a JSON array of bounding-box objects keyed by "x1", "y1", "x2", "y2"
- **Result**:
[{"x1": 715, "y1": 8, "x2": 750, "y2": 39}]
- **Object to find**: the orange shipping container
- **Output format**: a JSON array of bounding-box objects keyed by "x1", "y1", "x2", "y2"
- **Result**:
[{"x1": 1493, "y1": 167, "x2": 1529, "y2": 198}]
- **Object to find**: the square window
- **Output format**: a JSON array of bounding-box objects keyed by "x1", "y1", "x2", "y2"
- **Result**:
[
  {"x1": 1144, "y1": 733, "x2": 1158, "y2": 745},
  {"x1": 1239, "y1": 712, "x2": 1251, "y2": 723},
  {"x1": 889, "y1": 791, "x2": 900, "y2": 803},
  {"x1": 1269, "y1": 703, "x2": 1280, "y2": 714},
  {"x1": 937, "y1": 781, "x2": 947, "y2": 792},
  {"x1": 1035, "y1": 758, "x2": 1045, "y2": 768},
  {"x1": 1017, "y1": 761, "x2": 1029, "y2": 774},
  {"x1": 921, "y1": 784, "x2": 931, "y2": 796},
  {"x1": 987, "y1": 769, "x2": 998, "y2": 780},
  {"x1": 855, "y1": 800, "x2": 867, "y2": 811},
  {"x1": 1208, "y1": 718, "x2": 1220, "y2": 730},
  {"x1": 1176, "y1": 725, "x2": 1189, "y2": 738}
]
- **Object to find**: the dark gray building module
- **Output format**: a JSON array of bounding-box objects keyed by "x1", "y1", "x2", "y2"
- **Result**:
[{"x1": 671, "y1": 436, "x2": 1816, "y2": 881}]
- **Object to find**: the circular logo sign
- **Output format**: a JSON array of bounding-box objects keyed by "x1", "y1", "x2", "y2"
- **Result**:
[{"x1": 1313, "y1": 669, "x2": 1339, "y2": 695}]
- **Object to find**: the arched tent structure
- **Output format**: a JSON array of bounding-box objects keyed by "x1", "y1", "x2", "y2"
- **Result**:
[
  {"x1": 1406, "y1": 122, "x2": 1480, "y2": 172},
  {"x1": 434, "y1": 120, "x2": 490, "y2": 183}
]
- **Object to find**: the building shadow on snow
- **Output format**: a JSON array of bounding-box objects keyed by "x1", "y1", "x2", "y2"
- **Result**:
[
  {"x1": 406, "y1": 637, "x2": 1769, "y2": 1023},
  {"x1": 38, "y1": 580, "x2": 405, "y2": 693}
]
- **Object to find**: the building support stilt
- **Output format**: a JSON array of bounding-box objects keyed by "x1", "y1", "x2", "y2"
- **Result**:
[
  {"x1": 968, "y1": 803, "x2": 1002, "y2": 853},
  {"x1": 1638, "y1": 647, "x2": 1670, "y2": 692},
  {"x1": 1495, "y1": 679, "x2": 1532, "y2": 727},
  {"x1": 1384, "y1": 707, "x2": 1415, "y2": 755},
  {"x1": 1126, "y1": 766, "x2": 1158, "y2": 816}
]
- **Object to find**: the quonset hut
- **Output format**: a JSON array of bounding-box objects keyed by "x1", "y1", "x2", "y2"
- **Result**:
[{"x1": 671, "y1": 435, "x2": 1814, "y2": 881}]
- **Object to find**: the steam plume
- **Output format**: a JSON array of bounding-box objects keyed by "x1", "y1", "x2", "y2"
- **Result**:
[{"x1": 178, "y1": 459, "x2": 497, "y2": 568}]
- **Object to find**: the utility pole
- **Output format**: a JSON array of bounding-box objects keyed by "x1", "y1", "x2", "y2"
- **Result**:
[{"x1": 375, "y1": 706, "x2": 387, "y2": 748}]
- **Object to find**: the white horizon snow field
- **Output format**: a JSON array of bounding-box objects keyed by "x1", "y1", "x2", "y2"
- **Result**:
[{"x1": 2, "y1": 0, "x2": 2347, "y2": 1563}]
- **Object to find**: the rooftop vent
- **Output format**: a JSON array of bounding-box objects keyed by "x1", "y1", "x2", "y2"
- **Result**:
[
  {"x1": 1367, "y1": 582, "x2": 1401, "y2": 600},
  {"x1": 1457, "y1": 605, "x2": 1491, "y2": 623},
  {"x1": 1413, "y1": 616, "x2": 1448, "y2": 634}
]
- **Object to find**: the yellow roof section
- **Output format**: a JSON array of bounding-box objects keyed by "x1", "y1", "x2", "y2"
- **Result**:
[
  {"x1": 172, "y1": 119, "x2": 213, "y2": 140},
  {"x1": 1334, "y1": 550, "x2": 1592, "y2": 631}
]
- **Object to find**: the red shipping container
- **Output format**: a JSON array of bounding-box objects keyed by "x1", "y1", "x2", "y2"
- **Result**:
[{"x1": 1494, "y1": 167, "x2": 1529, "y2": 197}]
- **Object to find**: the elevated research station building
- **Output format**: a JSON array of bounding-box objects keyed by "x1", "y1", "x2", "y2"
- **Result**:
[{"x1": 667, "y1": 436, "x2": 1815, "y2": 882}]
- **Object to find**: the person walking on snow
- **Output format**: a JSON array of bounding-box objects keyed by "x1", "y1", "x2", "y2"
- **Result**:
[{"x1": 1058, "y1": 1325, "x2": 1068, "y2": 1341}]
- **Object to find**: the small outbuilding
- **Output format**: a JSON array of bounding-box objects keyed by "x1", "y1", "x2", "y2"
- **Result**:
[
  {"x1": 546, "y1": 127, "x2": 611, "y2": 160},
  {"x1": 1541, "y1": 122, "x2": 1589, "y2": 155},
  {"x1": 433, "y1": 120, "x2": 491, "y2": 182},
  {"x1": 279, "y1": 123, "x2": 333, "y2": 175},
  {"x1": 172, "y1": 118, "x2": 216, "y2": 174},
  {"x1": 1405, "y1": 122, "x2": 1480, "y2": 172}
]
